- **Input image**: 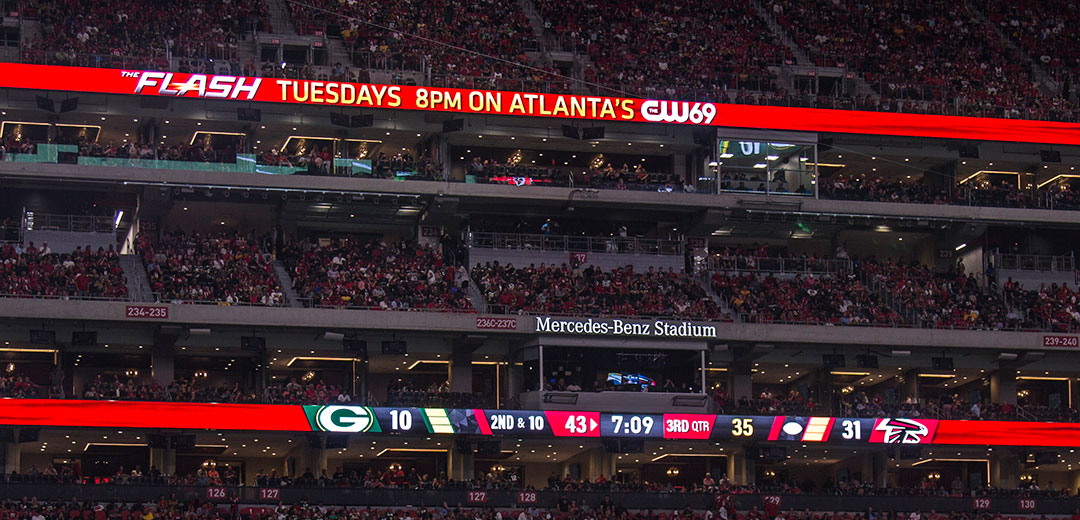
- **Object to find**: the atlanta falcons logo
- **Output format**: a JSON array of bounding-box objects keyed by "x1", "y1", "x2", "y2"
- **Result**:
[{"x1": 874, "y1": 418, "x2": 930, "y2": 443}]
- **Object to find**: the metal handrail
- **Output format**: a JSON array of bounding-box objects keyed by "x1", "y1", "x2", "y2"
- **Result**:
[
  {"x1": 482, "y1": 304, "x2": 725, "y2": 322},
  {"x1": 708, "y1": 255, "x2": 852, "y2": 275},
  {"x1": 467, "y1": 231, "x2": 683, "y2": 256},
  {"x1": 991, "y1": 250, "x2": 1075, "y2": 272},
  {"x1": 295, "y1": 299, "x2": 477, "y2": 312},
  {"x1": 24, "y1": 213, "x2": 114, "y2": 233},
  {"x1": 150, "y1": 293, "x2": 286, "y2": 307},
  {"x1": 0, "y1": 293, "x2": 130, "y2": 302}
]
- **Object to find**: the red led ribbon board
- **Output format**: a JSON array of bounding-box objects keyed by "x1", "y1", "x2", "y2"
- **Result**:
[
  {"x1": 1, "y1": 400, "x2": 1080, "y2": 448},
  {"x1": 1, "y1": 63, "x2": 1080, "y2": 145},
  {"x1": 0, "y1": 399, "x2": 312, "y2": 431}
]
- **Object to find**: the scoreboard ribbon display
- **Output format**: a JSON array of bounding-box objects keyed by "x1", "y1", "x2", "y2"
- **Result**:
[
  {"x1": 0, "y1": 400, "x2": 1079, "y2": 447},
  {"x1": 1, "y1": 63, "x2": 1080, "y2": 145}
]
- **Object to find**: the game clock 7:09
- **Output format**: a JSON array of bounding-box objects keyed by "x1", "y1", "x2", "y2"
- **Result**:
[{"x1": 601, "y1": 414, "x2": 663, "y2": 437}]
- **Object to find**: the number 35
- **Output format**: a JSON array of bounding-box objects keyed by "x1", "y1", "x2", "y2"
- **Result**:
[{"x1": 731, "y1": 418, "x2": 754, "y2": 436}]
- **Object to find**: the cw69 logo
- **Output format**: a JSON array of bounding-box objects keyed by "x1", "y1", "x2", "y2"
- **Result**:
[
  {"x1": 315, "y1": 405, "x2": 375, "y2": 432},
  {"x1": 640, "y1": 100, "x2": 717, "y2": 125}
]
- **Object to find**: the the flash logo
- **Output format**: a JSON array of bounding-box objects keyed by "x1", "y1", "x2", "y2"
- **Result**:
[{"x1": 133, "y1": 71, "x2": 261, "y2": 100}]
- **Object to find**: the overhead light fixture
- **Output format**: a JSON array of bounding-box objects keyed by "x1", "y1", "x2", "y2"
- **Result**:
[{"x1": 955, "y1": 243, "x2": 967, "y2": 251}]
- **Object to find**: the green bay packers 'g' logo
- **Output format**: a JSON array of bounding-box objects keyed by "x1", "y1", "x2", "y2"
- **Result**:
[{"x1": 315, "y1": 405, "x2": 375, "y2": 432}]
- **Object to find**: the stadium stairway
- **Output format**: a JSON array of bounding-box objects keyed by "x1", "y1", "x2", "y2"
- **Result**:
[
  {"x1": 118, "y1": 254, "x2": 153, "y2": 302},
  {"x1": 518, "y1": 0, "x2": 550, "y2": 55},
  {"x1": 264, "y1": 0, "x2": 298, "y2": 35},
  {"x1": 697, "y1": 272, "x2": 735, "y2": 322},
  {"x1": 750, "y1": 0, "x2": 812, "y2": 67},
  {"x1": 465, "y1": 269, "x2": 490, "y2": 313},
  {"x1": 271, "y1": 260, "x2": 303, "y2": 308},
  {"x1": 965, "y1": 0, "x2": 1063, "y2": 99}
]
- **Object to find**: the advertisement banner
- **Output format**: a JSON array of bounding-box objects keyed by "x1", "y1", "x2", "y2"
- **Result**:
[{"x1": 0, "y1": 63, "x2": 1079, "y2": 145}]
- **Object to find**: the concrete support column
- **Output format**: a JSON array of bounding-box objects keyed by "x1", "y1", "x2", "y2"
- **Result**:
[
  {"x1": 448, "y1": 442, "x2": 474, "y2": 481},
  {"x1": 991, "y1": 368, "x2": 1018, "y2": 405},
  {"x1": 151, "y1": 343, "x2": 175, "y2": 387},
  {"x1": 901, "y1": 370, "x2": 919, "y2": 401},
  {"x1": 149, "y1": 447, "x2": 175, "y2": 476},
  {"x1": 450, "y1": 351, "x2": 473, "y2": 393},
  {"x1": 582, "y1": 448, "x2": 614, "y2": 481},
  {"x1": 990, "y1": 452, "x2": 1019, "y2": 489},
  {"x1": 3, "y1": 431, "x2": 20, "y2": 474},
  {"x1": 729, "y1": 369, "x2": 752, "y2": 403},
  {"x1": 861, "y1": 451, "x2": 888, "y2": 487},
  {"x1": 726, "y1": 449, "x2": 755, "y2": 485}
]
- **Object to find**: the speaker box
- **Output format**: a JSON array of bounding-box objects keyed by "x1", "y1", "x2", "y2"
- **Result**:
[
  {"x1": 442, "y1": 119, "x2": 464, "y2": 132},
  {"x1": 931, "y1": 357, "x2": 954, "y2": 371},
  {"x1": 856, "y1": 354, "x2": 878, "y2": 369},
  {"x1": 344, "y1": 338, "x2": 368, "y2": 356},
  {"x1": 582, "y1": 127, "x2": 605, "y2": 140},
  {"x1": 958, "y1": 144, "x2": 980, "y2": 158},
  {"x1": 822, "y1": 354, "x2": 846, "y2": 368},
  {"x1": 325, "y1": 435, "x2": 349, "y2": 449},
  {"x1": 30, "y1": 330, "x2": 56, "y2": 345},
  {"x1": 1041, "y1": 150, "x2": 1062, "y2": 163},
  {"x1": 236, "y1": 108, "x2": 261, "y2": 122},
  {"x1": 17, "y1": 428, "x2": 38, "y2": 443},
  {"x1": 170, "y1": 435, "x2": 196, "y2": 449},
  {"x1": 241, "y1": 336, "x2": 266, "y2": 352},
  {"x1": 72, "y1": 331, "x2": 98, "y2": 346},
  {"x1": 381, "y1": 340, "x2": 407, "y2": 355},
  {"x1": 351, "y1": 114, "x2": 374, "y2": 128},
  {"x1": 330, "y1": 112, "x2": 350, "y2": 127},
  {"x1": 475, "y1": 440, "x2": 501, "y2": 455}
]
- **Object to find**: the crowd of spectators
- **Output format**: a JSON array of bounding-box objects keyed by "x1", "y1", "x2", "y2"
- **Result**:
[
  {"x1": 262, "y1": 378, "x2": 354, "y2": 405},
  {"x1": 81, "y1": 375, "x2": 248, "y2": 403},
  {"x1": 283, "y1": 238, "x2": 472, "y2": 311},
  {"x1": 1003, "y1": 280, "x2": 1080, "y2": 332},
  {"x1": 713, "y1": 257, "x2": 1027, "y2": 330},
  {"x1": 285, "y1": 0, "x2": 547, "y2": 90},
  {"x1": 977, "y1": 0, "x2": 1080, "y2": 86},
  {"x1": 137, "y1": 231, "x2": 284, "y2": 306},
  {"x1": 75, "y1": 140, "x2": 237, "y2": 164},
  {"x1": 713, "y1": 270, "x2": 896, "y2": 326},
  {"x1": 819, "y1": 174, "x2": 1045, "y2": 209},
  {"x1": 770, "y1": 0, "x2": 1077, "y2": 121},
  {"x1": 20, "y1": 0, "x2": 267, "y2": 63},
  {"x1": 537, "y1": 0, "x2": 791, "y2": 101},
  {"x1": 386, "y1": 379, "x2": 487, "y2": 408},
  {"x1": 863, "y1": 261, "x2": 1023, "y2": 330},
  {"x1": 473, "y1": 262, "x2": 721, "y2": 319},
  {"x1": 0, "y1": 242, "x2": 128, "y2": 299}
]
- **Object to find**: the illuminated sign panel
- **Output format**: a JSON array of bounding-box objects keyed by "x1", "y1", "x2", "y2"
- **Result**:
[
  {"x1": 534, "y1": 316, "x2": 718, "y2": 338},
  {"x1": 0, "y1": 399, "x2": 1076, "y2": 447},
  {"x1": 0, "y1": 64, "x2": 1079, "y2": 145}
]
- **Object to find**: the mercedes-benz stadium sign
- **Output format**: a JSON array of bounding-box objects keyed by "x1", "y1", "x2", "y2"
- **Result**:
[{"x1": 534, "y1": 316, "x2": 717, "y2": 338}]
